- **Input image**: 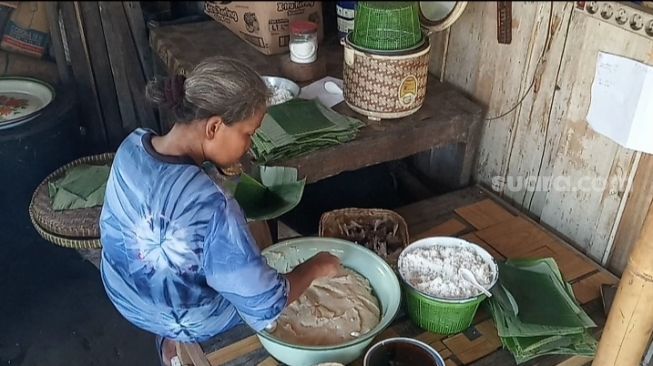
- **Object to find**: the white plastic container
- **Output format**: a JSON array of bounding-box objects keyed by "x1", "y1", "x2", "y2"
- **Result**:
[{"x1": 289, "y1": 21, "x2": 318, "y2": 64}]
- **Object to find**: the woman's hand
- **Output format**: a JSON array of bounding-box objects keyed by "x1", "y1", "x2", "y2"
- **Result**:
[
  {"x1": 284, "y1": 252, "x2": 342, "y2": 304},
  {"x1": 307, "y1": 252, "x2": 342, "y2": 278}
]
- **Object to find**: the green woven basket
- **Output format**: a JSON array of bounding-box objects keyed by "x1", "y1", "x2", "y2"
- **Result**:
[
  {"x1": 403, "y1": 285, "x2": 486, "y2": 335},
  {"x1": 398, "y1": 237, "x2": 499, "y2": 335},
  {"x1": 352, "y1": 1, "x2": 423, "y2": 51}
]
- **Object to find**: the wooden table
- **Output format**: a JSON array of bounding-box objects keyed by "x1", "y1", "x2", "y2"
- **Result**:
[
  {"x1": 148, "y1": 21, "x2": 484, "y2": 187},
  {"x1": 175, "y1": 186, "x2": 619, "y2": 366}
]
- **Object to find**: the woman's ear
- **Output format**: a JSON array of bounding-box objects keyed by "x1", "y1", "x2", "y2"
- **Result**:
[{"x1": 205, "y1": 116, "x2": 224, "y2": 140}]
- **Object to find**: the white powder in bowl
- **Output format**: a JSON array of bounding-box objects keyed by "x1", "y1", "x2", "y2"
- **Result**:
[
  {"x1": 399, "y1": 245, "x2": 494, "y2": 300},
  {"x1": 268, "y1": 85, "x2": 294, "y2": 105}
]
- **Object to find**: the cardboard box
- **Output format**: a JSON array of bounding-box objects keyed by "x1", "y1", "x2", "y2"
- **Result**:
[
  {"x1": 204, "y1": 1, "x2": 323, "y2": 56},
  {"x1": 1, "y1": 1, "x2": 50, "y2": 58}
]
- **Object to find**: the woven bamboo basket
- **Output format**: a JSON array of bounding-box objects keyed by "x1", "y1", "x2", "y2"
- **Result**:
[
  {"x1": 342, "y1": 34, "x2": 431, "y2": 120},
  {"x1": 29, "y1": 153, "x2": 115, "y2": 249},
  {"x1": 319, "y1": 208, "x2": 409, "y2": 268}
]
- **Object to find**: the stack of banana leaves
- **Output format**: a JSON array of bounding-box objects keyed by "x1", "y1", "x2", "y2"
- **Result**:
[
  {"x1": 487, "y1": 258, "x2": 598, "y2": 364},
  {"x1": 251, "y1": 99, "x2": 365, "y2": 164}
]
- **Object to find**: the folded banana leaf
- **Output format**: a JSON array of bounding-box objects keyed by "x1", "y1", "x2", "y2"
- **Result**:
[
  {"x1": 498, "y1": 260, "x2": 594, "y2": 328},
  {"x1": 490, "y1": 282, "x2": 520, "y2": 316},
  {"x1": 488, "y1": 258, "x2": 598, "y2": 364},
  {"x1": 502, "y1": 331, "x2": 597, "y2": 364},
  {"x1": 251, "y1": 99, "x2": 365, "y2": 164},
  {"x1": 233, "y1": 166, "x2": 305, "y2": 221},
  {"x1": 48, "y1": 164, "x2": 111, "y2": 211}
]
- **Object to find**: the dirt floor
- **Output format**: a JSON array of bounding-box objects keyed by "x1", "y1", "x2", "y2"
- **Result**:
[{"x1": 0, "y1": 214, "x2": 157, "y2": 366}]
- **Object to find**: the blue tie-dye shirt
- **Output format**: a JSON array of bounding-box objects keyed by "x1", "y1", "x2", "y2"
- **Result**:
[{"x1": 99, "y1": 128, "x2": 288, "y2": 342}]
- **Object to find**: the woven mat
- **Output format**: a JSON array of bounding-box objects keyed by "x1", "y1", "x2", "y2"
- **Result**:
[{"x1": 29, "y1": 153, "x2": 115, "y2": 249}]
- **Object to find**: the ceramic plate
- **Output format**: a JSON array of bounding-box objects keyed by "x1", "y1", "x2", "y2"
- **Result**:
[{"x1": 0, "y1": 77, "x2": 55, "y2": 125}]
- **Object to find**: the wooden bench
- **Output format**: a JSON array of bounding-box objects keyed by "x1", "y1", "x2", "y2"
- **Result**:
[{"x1": 176, "y1": 186, "x2": 618, "y2": 366}]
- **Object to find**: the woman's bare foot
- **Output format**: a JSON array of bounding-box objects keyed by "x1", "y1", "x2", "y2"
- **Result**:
[{"x1": 160, "y1": 339, "x2": 177, "y2": 366}]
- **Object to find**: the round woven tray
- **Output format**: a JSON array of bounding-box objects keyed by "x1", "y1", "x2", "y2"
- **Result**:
[{"x1": 29, "y1": 153, "x2": 115, "y2": 249}]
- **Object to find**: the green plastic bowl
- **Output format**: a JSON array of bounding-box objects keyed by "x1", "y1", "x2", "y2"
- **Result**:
[
  {"x1": 258, "y1": 237, "x2": 402, "y2": 366},
  {"x1": 398, "y1": 237, "x2": 499, "y2": 335}
]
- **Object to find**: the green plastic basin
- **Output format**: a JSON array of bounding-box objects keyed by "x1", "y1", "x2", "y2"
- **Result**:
[{"x1": 258, "y1": 237, "x2": 402, "y2": 366}]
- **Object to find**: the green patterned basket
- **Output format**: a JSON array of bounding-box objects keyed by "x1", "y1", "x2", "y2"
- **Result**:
[
  {"x1": 398, "y1": 237, "x2": 499, "y2": 335},
  {"x1": 404, "y1": 285, "x2": 486, "y2": 335}
]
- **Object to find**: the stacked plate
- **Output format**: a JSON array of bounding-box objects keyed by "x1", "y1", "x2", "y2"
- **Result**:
[{"x1": 0, "y1": 77, "x2": 54, "y2": 130}]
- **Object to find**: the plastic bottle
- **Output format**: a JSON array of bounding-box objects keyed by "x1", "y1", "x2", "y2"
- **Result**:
[{"x1": 336, "y1": 1, "x2": 357, "y2": 41}]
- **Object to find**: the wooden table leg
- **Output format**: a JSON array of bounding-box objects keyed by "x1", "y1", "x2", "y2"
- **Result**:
[
  {"x1": 178, "y1": 343, "x2": 211, "y2": 366},
  {"x1": 458, "y1": 114, "x2": 482, "y2": 188},
  {"x1": 268, "y1": 219, "x2": 279, "y2": 243},
  {"x1": 593, "y1": 200, "x2": 653, "y2": 366},
  {"x1": 175, "y1": 342, "x2": 193, "y2": 366},
  {"x1": 414, "y1": 113, "x2": 483, "y2": 190}
]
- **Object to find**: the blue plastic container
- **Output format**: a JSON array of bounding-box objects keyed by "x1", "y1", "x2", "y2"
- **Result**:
[{"x1": 336, "y1": 1, "x2": 357, "y2": 40}]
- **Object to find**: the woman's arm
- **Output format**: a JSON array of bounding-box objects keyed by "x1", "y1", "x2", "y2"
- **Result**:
[
  {"x1": 284, "y1": 252, "x2": 341, "y2": 304},
  {"x1": 203, "y1": 200, "x2": 341, "y2": 331}
]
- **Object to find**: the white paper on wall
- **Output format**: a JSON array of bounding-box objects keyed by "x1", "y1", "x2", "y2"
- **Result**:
[{"x1": 587, "y1": 52, "x2": 653, "y2": 154}]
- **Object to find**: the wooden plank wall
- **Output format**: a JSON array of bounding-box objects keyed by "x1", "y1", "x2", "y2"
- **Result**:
[
  {"x1": 59, "y1": 1, "x2": 158, "y2": 151},
  {"x1": 420, "y1": 2, "x2": 653, "y2": 272}
]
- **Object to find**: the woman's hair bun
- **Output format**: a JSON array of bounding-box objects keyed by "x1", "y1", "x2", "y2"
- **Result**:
[{"x1": 145, "y1": 75, "x2": 186, "y2": 108}]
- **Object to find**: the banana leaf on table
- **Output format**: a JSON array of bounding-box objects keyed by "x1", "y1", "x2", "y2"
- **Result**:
[
  {"x1": 251, "y1": 99, "x2": 365, "y2": 164},
  {"x1": 488, "y1": 258, "x2": 598, "y2": 364}
]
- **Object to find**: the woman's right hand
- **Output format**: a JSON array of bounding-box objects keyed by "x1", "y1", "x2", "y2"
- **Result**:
[
  {"x1": 285, "y1": 251, "x2": 342, "y2": 304},
  {"x1": 306, "y1": 252, "x2": 342, "y2": 278}
]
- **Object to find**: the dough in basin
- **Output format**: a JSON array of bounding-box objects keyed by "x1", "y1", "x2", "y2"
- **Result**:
[{"x1": 271, "y1": 268, "x2": 381, "y2": 346}]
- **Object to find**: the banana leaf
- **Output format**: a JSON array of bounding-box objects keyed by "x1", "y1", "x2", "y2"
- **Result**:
[
  {"x1": 490, "y1": 282, "x2": 520, "y2": 316},
  {"x1": 267, "y1": 99, "x2": 335, "y2": 136},
  {"x1": 506, "y1": 258, "x2": 596, "y2": 328},
  {"x1": 251, "y1": 99, "x2": 365, "y2": 163},
  {"x1": 499, "y1": 265, "x2": 585, "y2": 328},
  {"x1": 233, "y1": 166, "x2": 305, "y2": 221},
  {"x1": 48, "y1": 164, "x2": 110, "y2": 211},
  {"x1": 502, "y1": 331, "x2": 597, "y2": 364},
  {"x1": 488, "y1": 258, "x2": 598, "y2": 364}
]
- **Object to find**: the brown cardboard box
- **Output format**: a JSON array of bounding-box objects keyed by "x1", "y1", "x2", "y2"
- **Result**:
[
  {"x1": 0, "y1": 50, "x2": 59, "y2": 85},
  {"x1": 1, "y1": 1, "x2": 50, "y2": 58},
  {"x1": 204, "y1": 1, "x2": 323, "y2": 56}
]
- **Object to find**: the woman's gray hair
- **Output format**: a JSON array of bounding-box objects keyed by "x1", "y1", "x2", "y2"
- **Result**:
[{"x1": 146, "y1": 56, "x2": 270, "y2": 125}]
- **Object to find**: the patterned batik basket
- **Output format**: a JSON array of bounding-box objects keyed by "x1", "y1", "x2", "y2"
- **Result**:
[{"x1": 342, "y1": 34, "x2": 431, "y2": 120}]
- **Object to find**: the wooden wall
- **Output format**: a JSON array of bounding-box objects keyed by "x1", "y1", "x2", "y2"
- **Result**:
[
  {"x1": 420, "y1": 2, "x2": 653, "y2": 273},
  {"x1": 57, "y1": 1, "x2": 158, "y2": 152}
]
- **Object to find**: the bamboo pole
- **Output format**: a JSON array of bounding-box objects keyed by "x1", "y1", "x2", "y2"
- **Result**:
[{"x1": 593, "y1": 199, "x2": 653, "y2": 366}]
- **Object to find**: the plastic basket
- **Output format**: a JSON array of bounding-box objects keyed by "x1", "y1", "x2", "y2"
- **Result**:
[
  {"x1": 398, "y1": 237, "x2": 499, "y2": 334},
  {"x1": 404, "y1": 285, "x2": 486, "y2": 334},
  {"x1": 352, "y1": 1, "x2": 423, "y2": 51}
]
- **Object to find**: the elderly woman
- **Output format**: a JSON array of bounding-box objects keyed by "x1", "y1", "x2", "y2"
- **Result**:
[{"x1": 99, "y1": 57, "x2": 341, "y2": 365}]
